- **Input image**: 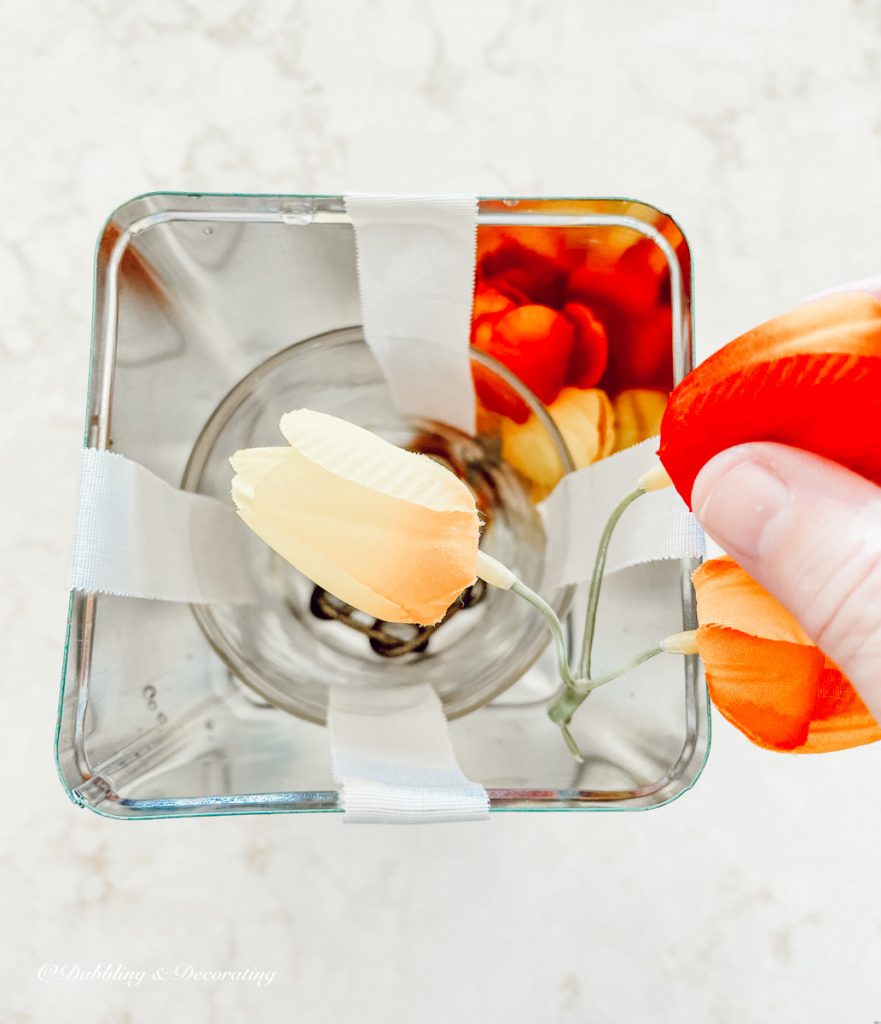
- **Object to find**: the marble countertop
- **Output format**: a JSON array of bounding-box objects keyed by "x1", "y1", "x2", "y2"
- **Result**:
[{"x1": 2, "y1": 1, "x2": 880, "y2": 1021}]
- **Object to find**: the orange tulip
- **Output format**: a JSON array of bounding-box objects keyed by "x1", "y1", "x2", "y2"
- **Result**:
[
  {"x1": 659, "y1": 291, "x2": 881, "y2": 507},
  {"x1": 694, "y1": 557, "x2": 881, "y2": 753}
]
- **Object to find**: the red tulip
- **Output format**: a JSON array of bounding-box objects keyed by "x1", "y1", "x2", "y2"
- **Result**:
[
  {"x1": 659, "y1": 291, "x2": 881, "y2": 507},
  {"x1": 561, "y1": 301, "x2": 608, "y2": 388},
  {"x1": 566, "y1": 237, "x2": 664, "y2": 317},
  {"x1": 472, "y1": 304, "x2": 574, "y2": 422}
]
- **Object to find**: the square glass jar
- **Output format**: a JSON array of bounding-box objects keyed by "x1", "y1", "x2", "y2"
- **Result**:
[{"x1": 56, "y1": 194, "x2": 708, "y2": 818}]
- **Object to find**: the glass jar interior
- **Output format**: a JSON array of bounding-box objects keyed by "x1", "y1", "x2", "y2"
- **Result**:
[{"x1": 182, "y1": 327, "x2": 574, "y2": 723}]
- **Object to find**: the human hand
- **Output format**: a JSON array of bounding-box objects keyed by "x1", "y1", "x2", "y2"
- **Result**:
[{"x1": 692, "y1": 442, "x2": 881, "y2": 723}]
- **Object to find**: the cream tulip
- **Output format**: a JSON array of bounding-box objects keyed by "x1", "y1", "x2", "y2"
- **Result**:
[{"x1": 230, "y1": 410, "x2": 481, "y2": 626}]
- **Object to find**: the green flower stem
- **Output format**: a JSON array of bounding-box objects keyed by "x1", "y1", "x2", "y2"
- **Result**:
[
  {"x1": 547, "y1": 643, "x2": 665, "y2": 725},
  {"x1": 559, "y1": 722, "x2": 585, "y2": 763},
  {"x1": 483, "y1": 471, "x2": 678, "y2": 762},
  {"x1": 577, "y1": 486, "x2": 646, "y2": 681},
  {"x1": 510, "y1": 578, "x2": 577, "y2": 691}
]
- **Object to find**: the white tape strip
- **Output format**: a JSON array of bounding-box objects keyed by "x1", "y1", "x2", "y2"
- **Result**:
[
  {"x1": 71, "y1": 448, "x2": 256, "y2": 604},
  {"x1": 540, "y1": 437, "x2": 706, "y2": 591},
  {"x1": 328, "y1": 683, "x2": 490, "y2": 824},
  {"x1": 344, "y1": 193, "x2": 478, "y2": 436}
]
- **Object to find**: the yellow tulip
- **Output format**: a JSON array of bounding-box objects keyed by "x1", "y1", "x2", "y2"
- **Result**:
[
  {"x1": 501, "y1": 387, "x2": 615, "y2": 499},
  {"x1": 611, "y1": 388, "x2": 668, "y2": 452}
]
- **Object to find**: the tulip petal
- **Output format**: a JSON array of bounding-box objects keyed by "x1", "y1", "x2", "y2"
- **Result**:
[
  {"x1": 611, "y1": 389, "x2": 668, "y2": 453},
  {"x1": 472, "y1": 304, "x2": 574, "y2": 421},
  {"x1": 501, "y1": 387, "x2": 614, "y2": 499},
  {"x1": 801, "y1": 665, "x2": 881, "y2": 752},
  {"x1": 562, "y1": 302, "x2": 608, "y2": 388},
  {"x1": 279, "y1": 409, "x2": 475, "y2": 514},
  {"x1": 659, "y1": 291, "x2": 881, "y2": 506},
  {"x1": 692, "y1": 556, "x2": 811, "y2": 645},
  {"x1": 694, "y1": 557, "x2": 881, "y2": 753},
  {"x1": 698, "y1": 625, "x2": 823, "y2": 750}
]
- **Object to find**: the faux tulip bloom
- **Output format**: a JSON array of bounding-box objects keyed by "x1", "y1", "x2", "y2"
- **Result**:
[
  {"x1": 693, "y1": 558, "x2": 881, "y2": 752},
  {"x1": 659, "y1": 291, "x2": 881, "y2": 507},
  {"x1": 561, "y1": 302, "x2": 608, "y2": 388},
  {"x1": 611, "y1": 388, "x2": 668, "y2": 453},
  {"x1": 472, "y1": 304, "x2": 575, "y2": 421},
  {"x1": 566, "y1": 237, "x2": 665, "y2": 317},
  {"x1": 501, "y1": 387, "x2": 615, "y2": 499},
  {"x1": 230, "y1": 410, "x2": 480, "y2": 626},
  {"x1": 470, "y1": 225, "x2": 677, "y2": 418}
]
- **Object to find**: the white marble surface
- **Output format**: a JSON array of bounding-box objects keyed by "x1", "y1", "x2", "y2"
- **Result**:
[{"x1": 2, "y1": 1, "x2": 881, "y2": 1021}]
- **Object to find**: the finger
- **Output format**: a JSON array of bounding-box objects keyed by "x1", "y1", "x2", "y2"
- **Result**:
[{"x1": 692, "y1": 442, "x2": 881, "y2": 721}]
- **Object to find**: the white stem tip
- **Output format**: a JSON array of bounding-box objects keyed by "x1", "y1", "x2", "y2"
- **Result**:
[
  {"x1": 638, "y1": 463, "x2": 674, "y2": 492},
  {"x1": 660, "y1": 629, "x2": 700, "y2": 655},
  {"x1": 476, "y1": 550, "x2": 517, "y2": 591}
]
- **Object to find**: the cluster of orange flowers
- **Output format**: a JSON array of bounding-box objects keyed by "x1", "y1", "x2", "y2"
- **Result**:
[
  {"x1": 471, "y1": 226, "x2": 881, "y2": 754},
  {"x1": 470, "y1": 225, "x2": 679, "y2": 496}
]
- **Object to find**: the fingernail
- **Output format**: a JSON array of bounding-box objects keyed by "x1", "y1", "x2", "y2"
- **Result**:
[{"x1": 693, "y1": 449, "x2": 792, "y2": 559}]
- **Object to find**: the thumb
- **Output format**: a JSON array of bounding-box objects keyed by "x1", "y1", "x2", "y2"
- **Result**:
[{"x1": 691, "y1": 442, "x2": 881, "y2": 721}]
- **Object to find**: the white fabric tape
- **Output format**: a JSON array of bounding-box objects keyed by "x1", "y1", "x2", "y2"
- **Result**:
[
  {"x1": 71, "y1": 448, "x2": 256, "y2": 605},
  {"x1": 328, "y1": 683, "x2": 490, "y2": 824},
  {"x1": 344, "y1": 193, "x2": 478, "y2": 436},
  {"x1": 540, "y1": 436, "x2": 706, "y2": 591}
]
